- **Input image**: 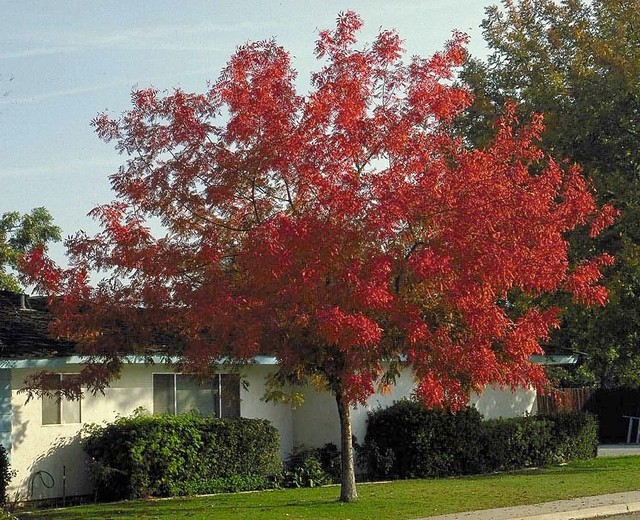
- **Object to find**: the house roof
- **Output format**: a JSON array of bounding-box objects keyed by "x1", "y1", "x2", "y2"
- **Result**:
[
  {"x1": 0, "y1": 289, "x2": 576, "y2": 367},
  {"x1": 0, "y1": 290, "x2": 75, "y2": 359},
  {"x1": 0, "y1": 290, "x2": 281, "y2": 368}
]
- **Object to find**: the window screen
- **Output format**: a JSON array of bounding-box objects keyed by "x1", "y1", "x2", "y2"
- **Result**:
[
  {"x1": 41, "y1": 374, "x2": 61, "y2": 425},
  {"x1": 220, "y1": 374, "x2": 240, "y2": 418},
  {"x1": 42, "y1": 374, "x2": 81, "y2": 425},
  {"x1": 176, "y1": 374, "x2": 214, "y2": 415},
  {"x1": 153, "y1": 373, "x2": 240, "y2": 417},
  {"x1": 152, "y1": 373, "x2": 175, "y2": 414}
]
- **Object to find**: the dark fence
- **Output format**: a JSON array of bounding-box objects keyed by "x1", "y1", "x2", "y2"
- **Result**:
[
  {"x1": 537, "y1": 387, "x2": 640, "y2": 443},
  {"x1": 537, "y1": 387, "x2": 595, "y2": 415}
]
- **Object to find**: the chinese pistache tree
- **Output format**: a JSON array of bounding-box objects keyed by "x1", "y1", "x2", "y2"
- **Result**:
[{"x1": 24, "y1": 12, "x2": 615, "y2": 502}]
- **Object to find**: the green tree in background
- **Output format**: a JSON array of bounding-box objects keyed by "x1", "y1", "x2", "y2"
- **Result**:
[
  {"x1": 460, "y1": 0, "x2": 640, "y2": 387},
  {"x1": 0, "y1": 207, "x2": 61, "y2": 292}
]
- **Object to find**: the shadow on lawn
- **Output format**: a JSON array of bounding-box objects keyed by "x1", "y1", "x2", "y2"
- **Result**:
[{"x1": 16, "y1": 495, "x2": 339, "y2": 520}]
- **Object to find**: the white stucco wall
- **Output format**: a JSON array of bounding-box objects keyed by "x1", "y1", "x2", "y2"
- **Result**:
[
  {"x1": 291, "y1": 374, "x2": 416, "y2": 452},
  {"x1": 10, "y1": 364, "x2": 157, "y2": 501},
  {"x1": 469, "y1": 385, "x2": 538, "y2": 419},
  {"x1": 291, "y1": 372, "x2": 538, "y2": 453},
  {"x1": 8, "y1": 363, "x2": 294, "y2": 501},
  {"x1": 7, "y1": 363, "x2": 537, "y2": 501},
  {"x1": 240, "y1": 365, "x2": 294, "y2": 458}
]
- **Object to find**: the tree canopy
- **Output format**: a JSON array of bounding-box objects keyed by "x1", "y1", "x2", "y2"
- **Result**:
[
  {"x1": 0, "y1": 207, "x2": 61, "y2": 292},
  {"x1": 460, "y1": 0, "x2": 640, "y2": 387},
  {"x1": 23, "y1": 12, "x2": 615, "y2": 501}
]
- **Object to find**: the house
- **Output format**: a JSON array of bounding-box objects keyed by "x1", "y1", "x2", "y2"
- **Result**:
[{"x1": 0, "y1": 290, "x2": 538, "y2": 501}]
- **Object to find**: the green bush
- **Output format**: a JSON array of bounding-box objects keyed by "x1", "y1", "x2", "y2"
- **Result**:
[
  {"x1": 0, "y1": 445, "x2": 12, "y2": 505},
  {"x1": 546, "y1": 411, "x2": 599, "y2": 461},
  {"x1": 482, "y1": 413, "x2": 597, "y2": 471},
  {"x1": 82, "y1": 413, "x2": 281, "y2": 501},
  {"x1": 480, "y1": 416, "x2": 553, "y2": 471},
  {"x1": 360, "y1": 400, "x2": 598, "y2": 480},
  {"x1": 360, "y1": 401, "x2": 484, "y2": 479},
  {"x1": 283, "y1": 443, "x2": 341, "y2": 488}
]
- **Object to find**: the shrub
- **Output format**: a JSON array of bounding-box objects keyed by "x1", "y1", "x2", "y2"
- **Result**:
[
  {"x1": 546, "y1": 411, "x2": 599, "y2": 461},
  {"x1": 0, "y1": 445, "x2": 12, "y2": 506},
  {"x1": 82, "y1": 412, "x2": 281, "y2": 501},
  {"x1": 482, "y1": 413, "x2": 597, "y2": 471},
  {"x1": 480, "y1": 415, "x2": 553, "y2": 471},
  {"x1": 360, "y1": 400, "x2": 485, "y2": 479},
  {"x1": 283, "y1": 443, "x2": 341, "y2": 488},
  {"x1": 360, "y1": 400, "x2": 598, "y2": 480}
]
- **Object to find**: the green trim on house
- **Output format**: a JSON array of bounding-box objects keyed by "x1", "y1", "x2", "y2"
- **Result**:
[
  {"x1": 0, "y1": 355, "x2": 279, "y2": 369},
  {"x1": 530, "y1": 354, "x2": 579, "y2": 365},
  {"x1": 0, "y1": 369, "x2": 11, "y2": 461}
]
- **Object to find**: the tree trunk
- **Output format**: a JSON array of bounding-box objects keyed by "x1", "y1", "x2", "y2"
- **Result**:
[{"x1": 335, "y1": 388, "x2": 358, "y2": 502}]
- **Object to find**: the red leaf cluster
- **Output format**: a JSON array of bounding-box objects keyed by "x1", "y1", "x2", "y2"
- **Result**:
[{"x1": 24, "y1": 11, "x2": 614, "y2": 409}]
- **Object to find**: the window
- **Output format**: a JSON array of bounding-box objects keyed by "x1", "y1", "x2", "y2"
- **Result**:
[
  {"x1": 152, "y1": 373, "x2": 240, "y2": 418},
  {"x1": 41, "y1": 374, "x2": 81, "y2": 425}
]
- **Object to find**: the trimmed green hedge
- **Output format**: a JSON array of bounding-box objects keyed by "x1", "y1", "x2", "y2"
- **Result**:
[
  {"x1": 360, "y1": 400, "x2": 598, "y2": 480},
  {"x1": 82, "y1": 413, "x2": 281, "y2": 501},
  {"x1": 482, "y1": 411, "x2": 598, "y2": 471}
]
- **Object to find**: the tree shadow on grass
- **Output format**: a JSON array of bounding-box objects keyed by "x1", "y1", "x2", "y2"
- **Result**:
[{"x1": 16, "y1": 490, "x2": 343, "y2": 520}]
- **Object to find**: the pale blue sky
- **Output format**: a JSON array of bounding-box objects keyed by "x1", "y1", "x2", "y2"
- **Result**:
[{"x1": 0, "y1": 1, "x2": 493, "y2": 267}]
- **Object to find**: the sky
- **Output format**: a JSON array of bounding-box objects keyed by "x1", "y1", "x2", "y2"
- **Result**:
[{"x1": 0, "y1": 0, "x2": 494, "y2": 268}]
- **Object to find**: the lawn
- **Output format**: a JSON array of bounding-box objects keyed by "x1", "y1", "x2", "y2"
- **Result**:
[{"x1": 15, "y1": 456, "x2": 640, "y2": 520}]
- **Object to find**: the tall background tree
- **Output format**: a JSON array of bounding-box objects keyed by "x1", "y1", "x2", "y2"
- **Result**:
[
  {"x1": 0, "y1": 207, "x2": 61, "y2": 292},
  {"x1": 459, "y1": 0, "x2": 640, "y2": 387},
  {"x1": 24, "y1": 12, "x2": 614, "y2": 501}
]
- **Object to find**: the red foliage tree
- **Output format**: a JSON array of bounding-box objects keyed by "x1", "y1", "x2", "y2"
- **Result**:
[{"x1": 23, "y1": 12, "x2": 615, "y2": 501}]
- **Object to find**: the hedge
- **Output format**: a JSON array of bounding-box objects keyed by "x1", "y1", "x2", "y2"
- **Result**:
[
  {"x1": 82, "y1": 413, "x2": 281, "y2": 501},
  {"x1": 360, "y1": 400, "x2": 598, "y2": 480},
  {"x1": 482, "y1": 411, "x2": 598, "y2": 471}
]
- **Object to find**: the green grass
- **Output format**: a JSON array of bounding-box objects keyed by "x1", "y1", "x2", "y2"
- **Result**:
[{"x1": 15, "y1": 456, "x2": 640, "y2": 520}]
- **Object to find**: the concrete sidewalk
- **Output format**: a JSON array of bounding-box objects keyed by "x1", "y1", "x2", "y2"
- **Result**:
[
  {"x1": 419, "y1": 491, "x2": 640, "y2": 520},
  {"x1": 598, "y1": 444, "x2": 640, "y2": 457}
]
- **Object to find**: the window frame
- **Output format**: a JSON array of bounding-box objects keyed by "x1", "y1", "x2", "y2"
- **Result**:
[
  {"x1": 41, "y1": 373, "x2": 82, "y2": 426},
  {"x1": 151, "y1": 372, "x2": 240, "y2": 418}
]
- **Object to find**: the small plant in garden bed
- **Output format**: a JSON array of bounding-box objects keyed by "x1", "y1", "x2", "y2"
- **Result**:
[{"x1": 283, "y1": 443, "x2": 341, "y2": 488}]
